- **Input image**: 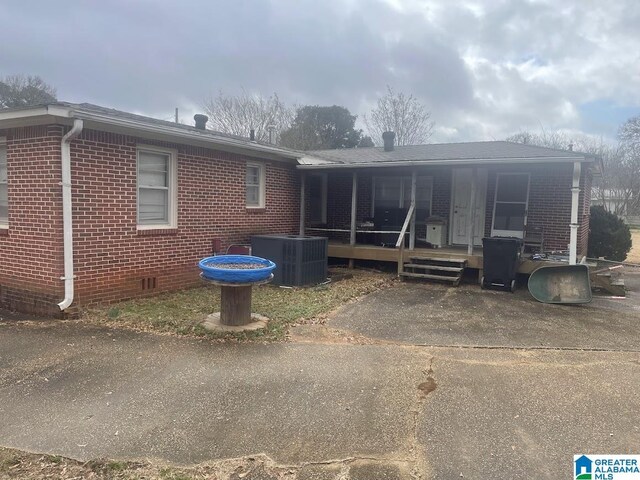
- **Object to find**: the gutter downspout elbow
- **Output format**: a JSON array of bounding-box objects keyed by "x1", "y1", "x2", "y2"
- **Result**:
[{"x1": 58, "y1": 119, "x2": 83, "y2": 311}]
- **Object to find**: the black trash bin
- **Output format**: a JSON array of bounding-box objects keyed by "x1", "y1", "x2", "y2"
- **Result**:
[{"x1": 481, "y1": 237, "x2": 522, "y2": 292}]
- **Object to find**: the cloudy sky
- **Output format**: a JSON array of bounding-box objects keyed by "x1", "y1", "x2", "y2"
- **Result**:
[{"x1": 1, "y1": 0, "x2": 639, "y2": 144}]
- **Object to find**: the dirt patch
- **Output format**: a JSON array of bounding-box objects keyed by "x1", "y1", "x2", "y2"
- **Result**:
[
  {"x1": 0, "y1": 448, "x2": 296, "y2": 479},
  {"x1": 0, "y1": 447, "x2": 416, "y2": 479},
  {"x1": 288, "y1": 324, "x2": 401, "y2": 346}
]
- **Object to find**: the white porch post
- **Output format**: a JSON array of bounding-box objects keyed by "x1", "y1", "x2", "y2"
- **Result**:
[
  {"x1": 299, "y1": 172, "x2": 306, "y2": 236},
  {"x1": 350, "y1": 171, "x2": 358, "y2": 246},
  {"x1": 467, "y1": 167, "x2": 477, "y2": 256},
  {"x1": 409, "y1": 170, "x2": 417, "y2": 250},
  {"x1": 569, "y1": 161, "x2": 581, "y2": 265},
  {"x1": 348, "y1": 171, "x2": 358, "y2": 269}
]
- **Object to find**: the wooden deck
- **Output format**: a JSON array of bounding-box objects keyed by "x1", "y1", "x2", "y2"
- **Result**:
[{"x1": 327, "y1": 242, "x2": 545, "y2": 274}]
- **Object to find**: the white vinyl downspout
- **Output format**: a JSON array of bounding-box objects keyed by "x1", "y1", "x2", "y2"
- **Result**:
[
  {"x1": 58, "y1": 119, "x2": 83, "y2": 310},
  {"x1": 569, "y1": 161, "x2": 581, "y2": 265}
]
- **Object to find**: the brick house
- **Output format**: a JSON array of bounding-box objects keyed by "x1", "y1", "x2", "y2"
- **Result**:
[
  {"x1": 0, "y1": 103, "x2": 302, "y2": 315},
  {"x1": 0, "y1": 103, "x2": 600, "y2": 315}
]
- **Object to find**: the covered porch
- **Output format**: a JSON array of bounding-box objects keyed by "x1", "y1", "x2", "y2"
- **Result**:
[{"x1": 297, "y1": 158, "x2": 589, "y2": 279}]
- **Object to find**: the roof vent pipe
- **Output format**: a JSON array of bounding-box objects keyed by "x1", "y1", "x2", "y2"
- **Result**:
[
  {"x1": 382, "y1": 131, "x2": 395, "y2": 152},
  {"x1": 267, "y1": 125, "x2": 276, "y2": 144},
  {"x1": 194, "y1": 114, "x2": 208, "y2": 130}
]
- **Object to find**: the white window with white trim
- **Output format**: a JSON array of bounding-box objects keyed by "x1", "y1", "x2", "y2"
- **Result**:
[
  {"x1": 0, "y1": 140, "x2": 7, "y2": 228},
  {"x1": 137, "y1": 147, "x2": 177, "y2": 229},
  {"x1": 246, "y1": 162, "x2": 265, "y2": 208}
]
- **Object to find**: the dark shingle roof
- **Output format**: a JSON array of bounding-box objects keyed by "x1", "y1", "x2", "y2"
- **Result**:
[
  {"x1": 305, "y1": 141, "x2": 592, "y2": 165},
  {"x1": 2, "y1": 101, "x2": 303, "y2": 159},
  {"x1": 66, "y1": 102, "x2": 255, "y2": 141}
]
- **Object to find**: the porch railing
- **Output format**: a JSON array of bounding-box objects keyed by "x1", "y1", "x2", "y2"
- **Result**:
[{"x1": 396, "y1": 202, "x2": 415, "y2": 275}]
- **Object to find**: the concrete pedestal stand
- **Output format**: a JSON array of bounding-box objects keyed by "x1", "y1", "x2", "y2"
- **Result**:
[{"x1": 200, "y1": 274, "x2": 272, "y2": 332}]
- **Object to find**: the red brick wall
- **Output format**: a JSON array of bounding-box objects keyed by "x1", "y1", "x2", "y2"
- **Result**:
[
  {"x1": 70, "y1": 129, "x2": 300, "y2": 306},
  {"x1": 1, "y1": 125, "x2": 300, "y2": 313},
  {"x1": 0, "y1": 126, "x2": 65, "y2": 315}
]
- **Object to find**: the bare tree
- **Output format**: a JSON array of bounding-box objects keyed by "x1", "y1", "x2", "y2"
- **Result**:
[
  {"x1": 506, "y1": 128, "x2": 639, "y2": 217},
  {"x1": 203, "y1": 89, "x2": 293, "y2": 143},
  {"x1": 618, "y1": 115, "x2": 640, "y2": 146},
  {"x1": 506, "y1": 129, "x2": 604, "y2": 152},
  {"x1": 363, "y1": 86, "x2": 434, "y2": 146},
  {"x1": 0, "y1": 74, "x2": 57, "y2": 108},
  {"x1": 614, "y1": 116, "x2": 640, "y2": 216}
]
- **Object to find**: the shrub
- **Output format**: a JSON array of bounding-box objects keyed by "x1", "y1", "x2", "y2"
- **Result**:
[{"x1": 588, "y1": 205, "x2": 632, "y2": 261}]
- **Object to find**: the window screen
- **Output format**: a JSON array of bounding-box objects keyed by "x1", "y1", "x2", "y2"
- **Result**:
[
  {"x1": 374, "y1": 176, "x2": 432, "y2": 216},
  {"x1": 493, "y1": 173, "x2": 529, "y2": 233},
  {"x1": 138, "y1": 150, "x2": 170, "y2": 225},
  {"x1": 246, "y1": 164, "x2": 263, "y2": 207}
]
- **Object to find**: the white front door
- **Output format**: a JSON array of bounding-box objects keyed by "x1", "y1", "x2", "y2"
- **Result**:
[{"x1": 451, "y1": 168, "x2": 487, "y2": 245}]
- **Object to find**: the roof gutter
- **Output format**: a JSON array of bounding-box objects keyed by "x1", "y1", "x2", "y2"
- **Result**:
[
  {"x1": 58, "y1": 119, "x2": 83, "y2": 311},
  {"x1": 296, "y1": 156, "x2": 593, "y2": 170}
]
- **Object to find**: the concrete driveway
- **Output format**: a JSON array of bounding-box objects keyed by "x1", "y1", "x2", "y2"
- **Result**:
[
  {"x1": 327, "y1": 270, "x2": 640, "y2": 350},
  {"x1": 0, "y1": 271, "x2": 639, "y2": 479}
]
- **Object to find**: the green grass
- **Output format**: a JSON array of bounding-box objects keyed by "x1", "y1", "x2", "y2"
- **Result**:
[
  {"x1": 0, "y1": 453, "x2": 20, "y2": 471},
  {"x1": 83, "y1": 268, "x2": 394, "y2": 341},
  {"x1": 106, "y1": 461, "x2": 129, "y2": 471},
  {"x1": 44, "y1": 455, "x2": 62, "y2": 464},
  {"x1": 159, "y1": 468, "x2": 196, "y2": 480}
]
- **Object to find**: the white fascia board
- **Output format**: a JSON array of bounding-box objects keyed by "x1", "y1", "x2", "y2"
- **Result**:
[
  {"x1": 0, "y1": 106, "x2": 52, "y2": 121},
  {"x1": 296, "y1": 156, "x2": 592, "y2": 169},
  {"x1": 0, "y1": 106, "x2": 74, "y2": 129},
  {"x1": 297, "y1": 155, "x2": 341, "y2": 165}
]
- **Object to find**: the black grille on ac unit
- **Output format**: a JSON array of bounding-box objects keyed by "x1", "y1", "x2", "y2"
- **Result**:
[{"x1": 251, "y1": 235, "x2": 328, "y2": 287}]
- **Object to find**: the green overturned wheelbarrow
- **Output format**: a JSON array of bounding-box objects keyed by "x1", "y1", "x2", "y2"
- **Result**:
[{"x1": 528, "y1": 264, "x2": 592, "y2": 304}]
